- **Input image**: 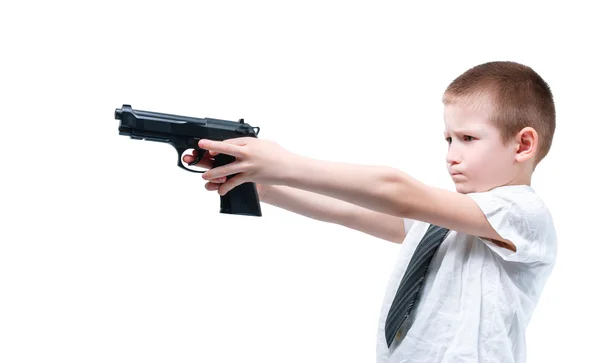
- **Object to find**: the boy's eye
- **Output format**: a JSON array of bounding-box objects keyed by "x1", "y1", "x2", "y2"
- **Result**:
[{"x1": 463, "y1": 135, "x2": 474, "y2": 141}]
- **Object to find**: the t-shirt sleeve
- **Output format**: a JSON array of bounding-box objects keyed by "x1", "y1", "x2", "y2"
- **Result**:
[
  {"x1": 467, "y1": 187, "x2": 557, "y2": 264},
  {"x1": 404, "y1": 218, "x2": 417, "y2": 235}
]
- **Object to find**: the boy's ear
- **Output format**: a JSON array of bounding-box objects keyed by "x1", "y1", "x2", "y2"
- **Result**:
[{"x1": 514, "y1": 127, "x2": 538, "y2": 163}]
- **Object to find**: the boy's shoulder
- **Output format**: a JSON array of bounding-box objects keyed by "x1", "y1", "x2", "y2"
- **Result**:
[
  {"x1": 467, "y1": 184, "x2": 553, "y2": 224},
  {"x1": 405, "y1": 184, "x2": 556, "y2": 263},
  {"x1": 402, "y1": 181, "x2": 555, "y2": 260},
  {"x1": 467, "y1": 184, "x2": 557, "y2": 264}
]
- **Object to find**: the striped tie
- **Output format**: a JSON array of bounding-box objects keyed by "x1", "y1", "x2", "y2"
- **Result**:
[{"x1": 384, "y1": 224, "x2": 450, "y2": 347}]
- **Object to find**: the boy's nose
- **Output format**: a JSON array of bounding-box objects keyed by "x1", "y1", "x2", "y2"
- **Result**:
[{"x1": 446, "y1": 149, "x2": 461, "y2": 165}]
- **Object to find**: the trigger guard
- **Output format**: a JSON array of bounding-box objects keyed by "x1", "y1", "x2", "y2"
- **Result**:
[{"x1": 176, "y1": 147, "x2": 206, "y2": 173}]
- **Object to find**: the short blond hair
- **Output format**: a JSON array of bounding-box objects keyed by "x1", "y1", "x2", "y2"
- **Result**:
[{"x1": 443, "y1": 61, "x2": 556, "y2": 167}]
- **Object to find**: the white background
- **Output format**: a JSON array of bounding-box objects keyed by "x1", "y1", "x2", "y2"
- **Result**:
[{"x1": 1, "y1": 1, "x2": 598, "y2": 362}]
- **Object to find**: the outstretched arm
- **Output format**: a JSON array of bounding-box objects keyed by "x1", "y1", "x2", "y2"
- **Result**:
[
  {"x1": 197, "y1": 137, "x2": 516, "y2": 251},
  {"x1": 284, "y1": 156, "x2": 516, "y2": 251},
  {"x1": 260, "y1": 185, "x2": 408, "y2": 244}
]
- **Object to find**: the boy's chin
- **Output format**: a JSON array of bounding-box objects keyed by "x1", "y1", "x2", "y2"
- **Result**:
[
  {"x1": 454, "y1": 182, "x2": 497, "y2": 194},
  {"x1": 453, "y1": 182, "x2": 475, "y2": 194}
]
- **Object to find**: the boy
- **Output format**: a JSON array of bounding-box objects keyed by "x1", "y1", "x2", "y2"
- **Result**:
[{"x1": 183, "y1": 61, "x2": 557, "y2": 362}]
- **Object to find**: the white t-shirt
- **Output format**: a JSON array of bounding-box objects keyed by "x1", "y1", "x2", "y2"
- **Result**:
[{"x1": 375, "y1": 185, "x2": 557, "y2": 363}]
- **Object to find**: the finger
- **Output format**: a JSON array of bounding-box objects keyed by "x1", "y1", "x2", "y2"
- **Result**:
[
  {"x1": 182, "y1": 148, "x2": 202, "y2": 161},
  {"x1": 222, "y1": 137, "x2": 252, "y2": 146},
  {"x1": 205, "y1": 181, "x2": 222, "y2": 191},
  {"x1": 217, "y1": 174, "x2": 248, "y2": 196},
  {"x1": 198, "y1": 138, "x2": 251, "y2": 158},
  {"x1": 204, "y1": 175, "x2": 228, "y2": 190},
  {"x1": 198, "y1": 138, "x2": 248, "y2": 153},
  {"x1": 198, "y1": 139, "x2": 244, "y2": 158},
  {"x1": 183, "y1": 150, "x2": 214, "y2": 168},
  {"x1": 202, "y1": 161, "x2": 247, "y2": 180},
  {"x1": 209, "y1": 176, "x2": 227, "y2": 183},
  {"x1": 182, "y1": 154, "x2": 195, "y2": 164}
]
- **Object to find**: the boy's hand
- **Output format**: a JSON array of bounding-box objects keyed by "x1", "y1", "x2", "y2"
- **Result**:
[
  {"x1": 183, "y1": 137, "x2": 299, "y2": 196},
  {"x1": 181, "y1": 146, "x2": 269, "y2": 199},
  {"x1": 182, "y1": 149, "x2": 229, "y2": 188}
]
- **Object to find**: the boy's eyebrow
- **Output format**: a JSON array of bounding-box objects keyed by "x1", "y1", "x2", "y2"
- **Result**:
[{"x1": 444, "y1": 127, "x2": 482, "y2": 136}]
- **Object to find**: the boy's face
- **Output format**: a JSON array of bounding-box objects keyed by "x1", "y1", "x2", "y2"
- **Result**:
[{"x1": 443, "y1": 100, "x2": 517, "y2": 194}]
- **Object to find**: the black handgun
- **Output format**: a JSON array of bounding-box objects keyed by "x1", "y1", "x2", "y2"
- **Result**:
[{"x1": 115, "y1": 104, "x2": 262, "y2": 217}]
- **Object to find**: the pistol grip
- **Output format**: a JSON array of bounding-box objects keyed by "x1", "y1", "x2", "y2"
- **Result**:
[
  {"x1": 219, "y1": 182, "x2": 262, "y2": 216},
  {"x1": 213, "y1": 154, "x2": 262, "y2": 217}
]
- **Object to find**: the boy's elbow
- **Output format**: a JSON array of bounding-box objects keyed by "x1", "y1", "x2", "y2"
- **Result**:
[{"x1": 381, "y1": 169, "x2": 413, "y2": 217}]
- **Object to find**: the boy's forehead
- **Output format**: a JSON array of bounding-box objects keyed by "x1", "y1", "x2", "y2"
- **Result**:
[{"x1": 443, "y1": 102, "x2": 494, "y2": 133}]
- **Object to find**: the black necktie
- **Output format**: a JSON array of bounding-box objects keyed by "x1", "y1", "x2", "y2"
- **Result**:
[{"x1": 384, "y1": 224, "x2": 450, "y2": 347}]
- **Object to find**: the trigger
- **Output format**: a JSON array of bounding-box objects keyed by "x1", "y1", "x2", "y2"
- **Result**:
[{"x1": 188, "y1": 154, "x2": 202, "y2": 166}]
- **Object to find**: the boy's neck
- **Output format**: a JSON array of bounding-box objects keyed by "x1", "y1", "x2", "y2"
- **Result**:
[{"x1": 505, "y1": 164, "x2": 533, "y2": 187}]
